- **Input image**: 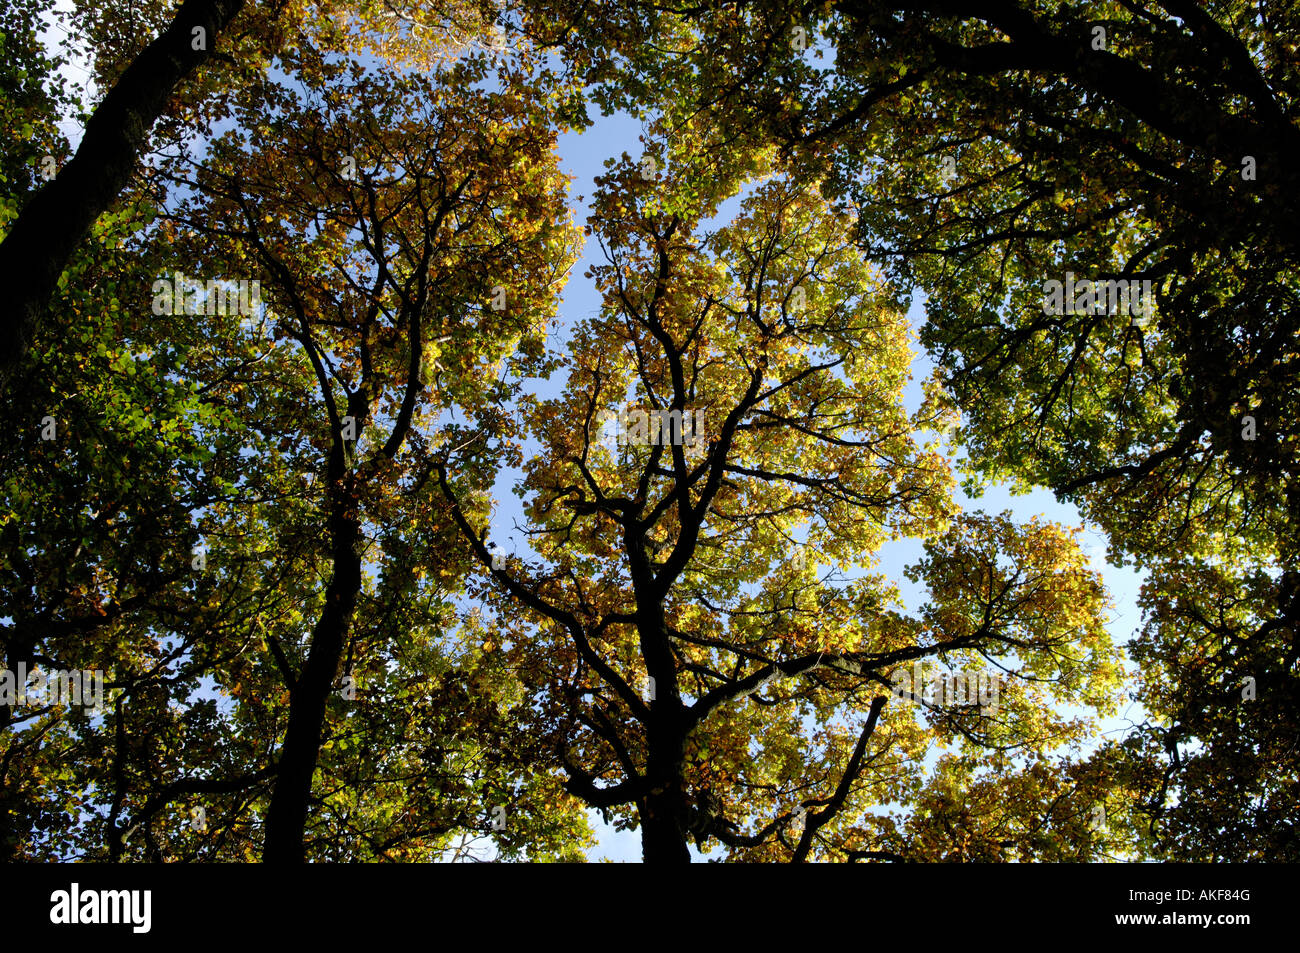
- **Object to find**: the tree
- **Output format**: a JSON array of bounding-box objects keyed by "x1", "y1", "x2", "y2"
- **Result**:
[
  {"x1": 0, "y1": 0, "x2": 498, "y2": 390},
  {"x1": 0, "y1": 6, "x2": 249, "y2": 857},
  {"x1": 0, "y1": 0, "x2": 246, "y2": 389},
  {"x1": 521, "y1": 0, "x2": 1300, "y2": 860},
  {"x1": 0, "y1": 200, "x2": 244, "y2": 860},
  {"x1": 437, "y1": 139, "x2": 1123, "y2": 861},
  {"x1": 2, "y1": 19, "x2": 592, "y2": 862},
  {"x1": 1126, "y1": 562, "x2": 1300, "y2": 859},
  {"x1": 154, "y1": 50, "x2": 583, "y2": 861}
]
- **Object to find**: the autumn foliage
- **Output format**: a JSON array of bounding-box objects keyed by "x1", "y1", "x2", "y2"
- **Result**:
[{"x1": 1, "y1": 0, "x2": 1295, "y2": 862}]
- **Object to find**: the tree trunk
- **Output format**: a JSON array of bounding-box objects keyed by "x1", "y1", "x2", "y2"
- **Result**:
[
  {"x1": 639, "y1": 712, "x2": 691, "y2": 863},
  {"x1": 0, "y1": 0, "x2": 245, "y2": 389},
  {"x1": 261, "y1": 474, "x2": 361, "y2": 863},
  {"x1": 628, "y1": 568, "x2": 694, "y2": 863},
  {"x1": 640, "y1": 785, "x2": 692, "y2": 864}
]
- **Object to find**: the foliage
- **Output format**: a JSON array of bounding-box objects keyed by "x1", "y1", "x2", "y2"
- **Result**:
[{"x1": 2, "y1": 0, "x2": 1293, "y2": 862}]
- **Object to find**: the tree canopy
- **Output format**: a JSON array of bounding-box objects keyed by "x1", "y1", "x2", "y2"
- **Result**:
[{"x1": 1, "y1": 0, "x2": 1294, "y2": 861}]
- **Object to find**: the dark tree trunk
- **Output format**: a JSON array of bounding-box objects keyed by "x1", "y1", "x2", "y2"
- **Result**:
[
  {"x1": 639, "y1": 670, "x2": 691, "y2": 863},
  {"x1": 639, "y1": 782, "x2": 692, "y2": 864},
  {"x1": 261, "y1": 473, "x2": 361, "y2": 863},
  {"x1": 0, "y1": 0, "x2": 245, "y2": 389},
  {"x1": 628, "y1": 554, "x2": 695, "y2": 863}
]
